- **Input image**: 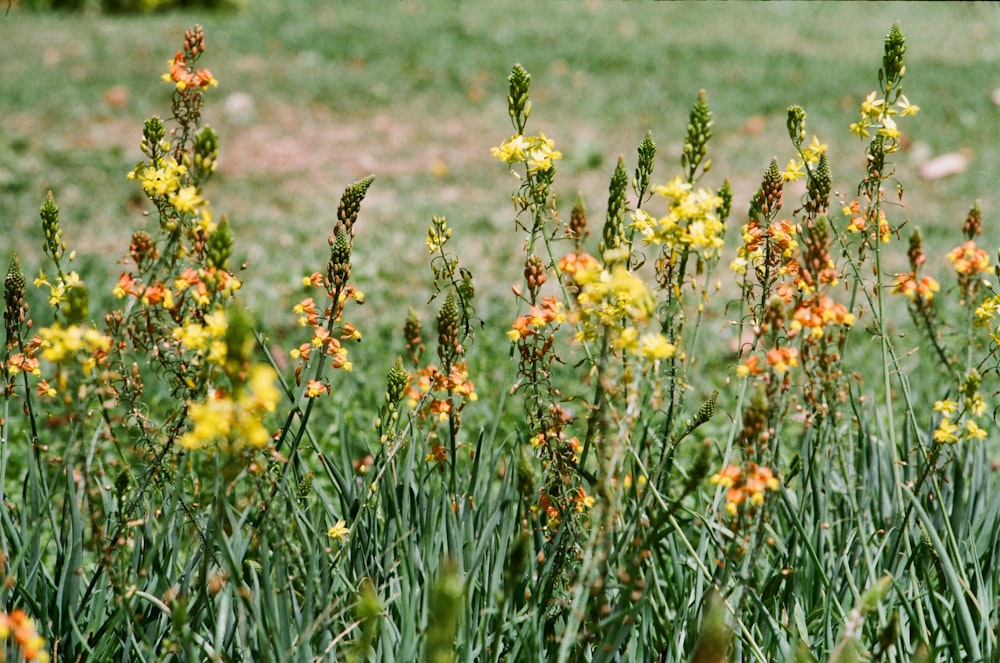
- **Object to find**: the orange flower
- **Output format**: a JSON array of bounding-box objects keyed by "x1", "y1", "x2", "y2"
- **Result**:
[
  {"x1": 947, "y1": 240, "x2": 990, "y2": 275},
  {"x1": 765, "y1": 346, "x2": 799, "y2": 373}
]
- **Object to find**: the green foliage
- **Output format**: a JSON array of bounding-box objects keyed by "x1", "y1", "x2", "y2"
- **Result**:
[{"x1": 1, "y1": 19, "x2": 1000, "y2": 663}]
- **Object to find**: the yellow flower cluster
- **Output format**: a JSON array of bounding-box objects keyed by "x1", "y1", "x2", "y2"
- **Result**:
[
  {"x1": 179, "y1": 365, "x2": 280, "y2": 452},
  {"x1": 849, "y1": 91, "x2": 919, "y2": 145},
  {"x1": 491, "y1": 133, "x2": 562, "y2": 174},
  {"x1": 38, "y1": 323, "x2": 111, "y2": 376},
  {"x1": 782, "y1": 136, "x2": 827, "y2": 182},
  {"x1": 172, "y1": 308, "x2": 229, "y2": 367},
  {"x1": 630, "y1": 176, "x2": 725, "y2": 259},
  {"x1": 974, "y1": 293, "x2": 1000, "y2": 346},
  {"x1": 564, "y1": 255, "x2": 675, "y2": 361},
  {"x1": 127, "y1": 155, "x2": 187, "y2": 198},
  {"x1": 33, "y1": 270, "x2": 82, "y2": 307},
  {"x1": 932, "y1": 371, "x2": 987, "y2": 445}
]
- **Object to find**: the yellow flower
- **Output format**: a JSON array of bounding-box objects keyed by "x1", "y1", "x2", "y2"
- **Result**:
[
  {"x1": 933, "y1": 417, "x2": 959, "y2": 444},
  {"x1": 327, "y1": 519, "x2": 350, "y2": 541},
  {"x1": 964, "y1": 419, "x2": 987, "y2": 441},
  {"x1": 802, "y1": 135, "x2": 828, "y2": 162},
  {"x1": 782, "y1": 159, "x2": 805, "y2": 182},
  {"x1": 637, "y1": 332, "x2": 676, "y2": 360},
  {"x1": 169, "y1": 186, "x2": 206, "y2": 214},
  {"x1": 490, "y1": 134, "x2": 530, "y2": 164},
  {"x1": 896, "y1": 94, "x2": 919, "y2": 116}
]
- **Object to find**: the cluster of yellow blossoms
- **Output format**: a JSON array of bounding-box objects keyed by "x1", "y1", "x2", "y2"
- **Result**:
[
  {"x1": 491, "y1": 133, "x2": 562, "y2": 175},
  {"x1": 849, "y1": 90, "x2": 919, "y2": 144},
  {"x1": 630, "y1": 176, "x2": 725, "y2": 260},
  {"x1": 179, "y1": 364, "x2": 280, "y2": 452},
  {"x1": 932, "y1": 371, "x2": 988, "y2": 445},
  {"x1": 558, "y1": 253, "x2": 675, "y2": 362}
]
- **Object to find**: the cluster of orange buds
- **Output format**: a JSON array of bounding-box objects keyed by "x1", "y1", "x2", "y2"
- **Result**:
[
  {"x1": 533, "y1": 485, "x2": 595, "y2": 528},
  {"x1": 405, "y1": 361, "x2": 477, "y2": 422},
  {"x1": 732, "y1": 218, "x2": 801, "y2": 285},
  {"x1": 4, "y1": 336, "x2": 43, "y2": 396},
  {"x1": 948, "y1": 239, "x2": 991, "y2": 300},
  {"x1": 737, "y1": 346, "x2": 799, "y2": 377},
  {"x1": 0, "y1": 609, "x2": 50, "y2": 662},
  {"x1": 892, "y1": 273, "x2": 940, "y2": 303},
  {"x1": 174, "y1": 266, "x2": 241, "y2": 306},
  {"x1": 947, "y1": 240, "x2": 990, "y2": 275},
  {"x1": 843, "y1": 200, "x2": 891, "y2": 243},
  {"x1": 789, "y1": 295, "x2": 856, "y2": 340},
  {"x1": 709, "y1": 462, "x2": 780, "y2": 516},
  {"x1": 556, "y1": 251, "x2": 600, "y2": 280},
  {"x1": 507, "y1": 296, "x2": 566, "y2": 343}
]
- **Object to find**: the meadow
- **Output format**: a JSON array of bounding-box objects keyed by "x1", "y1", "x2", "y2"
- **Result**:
[{"x1": 2, "y1": 3, "x2": 1000, "y2": 661}]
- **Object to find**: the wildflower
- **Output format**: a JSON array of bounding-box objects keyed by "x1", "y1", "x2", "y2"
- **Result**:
[
  {"x1": 305, "y1": 379, "x2": 330, "y2": 399},
  {"x1": 964, "y1": 419, "x2": 987, "y2": 441},
  {"x1": 163, "y1": 50, "x2": 218, "y2": 91},
  {"x1": 947, "y1": 240, "x2": 990, "y2": 275},
  {"x1": 0, "y1": 609, "x2": 50, "y2": 662},
  {"x1": 302, "y1": 271, "x2": 324, "y2": 287},
  {"x1": 525, "y1": 132, "x2": 562, "y2": 173},
  {"x1": 638, "y1": 332, "x2": 676, "y2": 360},
  {"x1": 765, "y1": 346, "x2": 799, "y2": 374},
  {"x1": 327, "y1": 519, "x2": 350, "y2": 542},
  {"x1": 891, "y1": 273, "x2": 940, "y2": 302},
  {"x1": 933, "y1": 417, "x2": 959, "y2": 444},
  {"x1": 490, "y1": 134, "x2": 530, "y2": 165},
  {"x1": 782, "y1": 159, "x2": 806, "y2": 182},
  {"x1": 710, "y1": 463, "x2": 780, "y2": 516},
  {"x1": 180, "y1": 364, "x2": 279, "y2": 453},
  {"x1": 168, "y1": 185, "x2": 206, "y2": 214},
  {"x1": 127, "y1": 158, "x2": 187, "y2": 197},
  {"x1": 736, "y1": 355, "x2": 763, "y2": 378},
  {"x1": 802, "y1": 135, "x2": 828, "y2": 163},
  {"x1": 491, "y1": 133, "x2": 562, "y2": 173},
  {"x1": 38, "y1": 323, "x2": 111, "y2": 367}
]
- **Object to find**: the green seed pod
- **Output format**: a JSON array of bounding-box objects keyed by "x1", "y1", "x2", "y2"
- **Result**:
[
  {"x1": 207, "y1": 214, "x2": 233, "y2": 270},
  {"x1": 696, "y1": 390, "x2": 718, "y2": 426},
  {"x1": 403, "y1": 308, "x2": 424, "y2": 367},
  {"x1": 385, "y1": 356, "x2": 408, "y2": 406},
  {"x1": 507, "y1": 63, "x2": 532, "y2": 130},
  {"x1": 634, "y1": 131, "x2": 656, "y2": 198},
  {"x1": 193, "y1": 126, "x2": 219, "y2": 181},
  {"x1": 882, "y1": 24, "x2": 906, "y2": 89},
  {"x1": 786, "y1": 105, "x2": 807, "y2": 146},
  {"x1": 336, "y1": 174, "x2": 375, "y2": 239},
  {"x1": 327, "y1": 226, "x2": 352, "y2": 289},
  {"x1": 682, "y1": 90, "x2": 712, "y2": 180},
  {"x1": 716, "y1": 178, "x2": 733, "y2": 227},
  {"x1": 40, "y1": 192, "x2": 64, "y2": 264},
  {"x1": 806, "y1": 153, "x2": 832, "y2": 215},
  {"x1": 4, "y1": 252, "x2": 26, "y2": 345},
  {"x1": 758, "y1": 158, "x2": 783, "y2": 219},
  {"x1": 436, "y1": 292, "x2": 460, "y2": 362},
  {"x1": 141, "y1": 117, "x2": 166, "y2": 156},
  {"x1": 600, "y1": 156, "x2": 628, "y2": 263}
]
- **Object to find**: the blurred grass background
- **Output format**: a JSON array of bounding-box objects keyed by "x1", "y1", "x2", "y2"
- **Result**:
[{"x1": 2, "y1": 1, "x2": 999, "y2": 363}]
